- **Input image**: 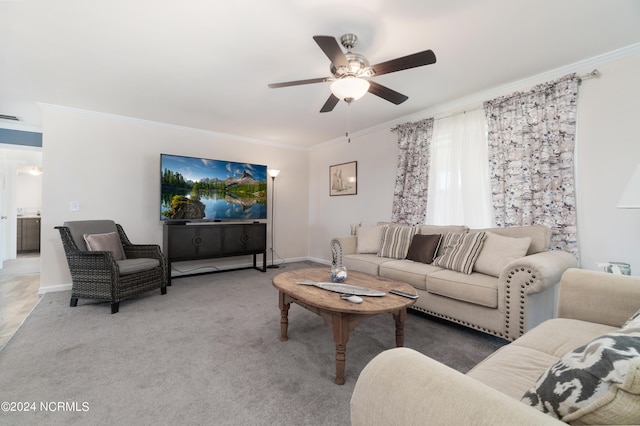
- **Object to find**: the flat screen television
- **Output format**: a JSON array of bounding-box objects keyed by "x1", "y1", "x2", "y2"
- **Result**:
[{"x1": 160, "y1": 153, "x2": 268, "y2": 221}]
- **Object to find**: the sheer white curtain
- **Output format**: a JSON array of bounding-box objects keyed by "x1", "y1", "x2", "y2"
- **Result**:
[{"x1": 425, "y1": 108, "x2": 494, "y2": 228}]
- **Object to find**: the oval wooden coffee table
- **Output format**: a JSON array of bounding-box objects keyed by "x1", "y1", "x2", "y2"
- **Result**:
[{"x1": 272, "y1": 267, "x2": 417, "y2": 385}]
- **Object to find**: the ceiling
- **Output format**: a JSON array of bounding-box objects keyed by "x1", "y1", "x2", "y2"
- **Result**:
[{"x1": 1, "y1": 0, "x2": 640, "y2": 149}]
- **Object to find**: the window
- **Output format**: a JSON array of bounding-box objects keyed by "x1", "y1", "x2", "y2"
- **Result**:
[{"x1": 425, "y1": 108, "x2": 494, "y2": 228}]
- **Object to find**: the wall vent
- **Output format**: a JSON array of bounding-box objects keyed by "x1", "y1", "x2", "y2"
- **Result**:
[{"x1": 0, "y1": 114, "x2": 20, "y2": 121}]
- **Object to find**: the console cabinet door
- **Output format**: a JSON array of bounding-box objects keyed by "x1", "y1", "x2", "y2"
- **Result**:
[
  {"x1": 164, "y1": 223, "x2": 266, "y2": 262},
  {"x1": 165, "y1": 225, "x2": 223, "y2": 261},
  {"x1": 222, "y1": 224, "x2": 266, "y2": 255}
]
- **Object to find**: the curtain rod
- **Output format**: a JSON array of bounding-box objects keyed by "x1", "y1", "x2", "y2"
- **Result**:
[
  {"x1": 578, "y1": 69, "x2": 599, "y2": 84},
  {"x1": 392, "y1": 69, "x2": 601, "y2": 129}
]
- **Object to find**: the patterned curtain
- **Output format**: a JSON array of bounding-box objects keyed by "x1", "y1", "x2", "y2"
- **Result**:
[
  {"x1": 390, "y1": 118, "x2": 434, "y2": 225},
  {"x1": 483, "y1": 73, "x2": 579, "y2": 256}
]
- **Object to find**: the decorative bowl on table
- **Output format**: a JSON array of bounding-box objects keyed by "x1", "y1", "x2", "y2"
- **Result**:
[{"x1": 331, "y1": 266, "x2": 348, "y2": 283}]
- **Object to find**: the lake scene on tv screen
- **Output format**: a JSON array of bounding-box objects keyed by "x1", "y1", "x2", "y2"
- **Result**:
[{"x1": 161, "y1": 154, "x2": 267, "y2": 221}]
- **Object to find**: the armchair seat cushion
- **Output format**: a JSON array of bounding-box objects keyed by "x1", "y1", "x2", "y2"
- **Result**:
[{"x1": 117, "y1": 258, "x2": 160, "y2": 276}]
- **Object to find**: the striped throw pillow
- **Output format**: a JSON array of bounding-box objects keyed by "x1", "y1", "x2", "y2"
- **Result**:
[
  {"x1": 377, "y1": 225, "x2": 418, "y2": 259},
  {"x1": 433, "y1": 232, "x2": 486, "y2": 274}
]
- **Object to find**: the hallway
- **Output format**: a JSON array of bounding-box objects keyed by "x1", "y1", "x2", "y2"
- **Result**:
[{"x1": 0, "y1": 254, "x2": 40, "y2": 350}]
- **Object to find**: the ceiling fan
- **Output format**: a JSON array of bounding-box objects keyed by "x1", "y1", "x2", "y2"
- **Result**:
[{"x1": 268, "y1": 33, "x2": 436, "y2": 113}]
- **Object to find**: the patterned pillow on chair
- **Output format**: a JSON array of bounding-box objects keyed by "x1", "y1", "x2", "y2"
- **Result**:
[{"x1": 521, "y1": 327, "x2": 640, "y2": 424}]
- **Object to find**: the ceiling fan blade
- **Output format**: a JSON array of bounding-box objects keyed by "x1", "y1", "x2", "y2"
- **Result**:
[
  {"x1": 268, "y1": 77, "x2": 329, "y2": 89},
  {"x1": 313, "y1": 35, "x2": 348, "y2": 68},
  {"x1": 368, "y1": 81, "x2": 408, "y2": 105},
  {"x1": 320, "y1": 94, "x2": 340, "y2": 113},
  {"x1": 371, "y1": 49, "x2": 436, "y2": 76}
]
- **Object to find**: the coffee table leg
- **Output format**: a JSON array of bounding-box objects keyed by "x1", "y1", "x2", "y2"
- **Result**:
[
  {"x1": 393, "y1": 308, "x2": 407, "y2": 347},
  {"x1": 332, "y1": 313, "x2": 350, "y2": 385},
  {"x1": 278, "y1": 291, "x2": 290, "y2": 341}
]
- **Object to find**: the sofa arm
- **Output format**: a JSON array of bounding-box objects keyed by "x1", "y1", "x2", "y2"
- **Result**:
[
  {"x1": 351, "y1": 348, "x2": 562, "y2": 426},
  {"x1": 502, "y1": 250, "x2": 578, "y2": 295},
  {"x1": 500, "y1": 250, "x2": 578, "y2": 339},
  {"x1": 557, "y1": 268, "x2": 640, "y2": 327},
  {"x1": 330, "y1": 236, "x2": 357, "y2": 266}
]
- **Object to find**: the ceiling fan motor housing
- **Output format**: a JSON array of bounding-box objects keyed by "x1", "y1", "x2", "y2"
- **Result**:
[{"x1": 330, "y1": 52, "x2": 373, "y2": 79}]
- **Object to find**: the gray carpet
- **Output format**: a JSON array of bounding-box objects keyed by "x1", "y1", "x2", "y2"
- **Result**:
[{"x1": 0, "y1": 261, "x2": 506, "y2": 425}]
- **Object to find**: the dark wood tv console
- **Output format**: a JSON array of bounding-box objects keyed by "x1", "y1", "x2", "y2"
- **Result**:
[{"x1": 163, "y1": 222, "x2": 267, "y2": 284}]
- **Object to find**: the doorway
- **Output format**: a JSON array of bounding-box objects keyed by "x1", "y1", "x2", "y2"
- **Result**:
[{"x1": 0, "y1": 143, "x2": 42, "y2": 350}]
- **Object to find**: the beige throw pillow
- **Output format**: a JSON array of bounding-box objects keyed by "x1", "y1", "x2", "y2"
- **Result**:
[
  {"x1": 83, "y1": 232, "x2": 126, "y2": 261},
  {"x1": 473, "y1": 232, "x2": 532, "y2": 277},
  {"x1": 356, "y1": 225, "x2": 383, "y2": 254}
]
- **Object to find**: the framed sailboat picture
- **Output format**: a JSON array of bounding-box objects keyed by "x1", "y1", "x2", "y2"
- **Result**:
[{"x1": 330, "y1": 161, "x2": 357, "y2": 196}]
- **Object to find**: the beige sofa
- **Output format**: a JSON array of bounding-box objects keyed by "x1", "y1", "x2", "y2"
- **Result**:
[
  {"x1": 351, "y1": 268, "x2": 640, "y2": 425},
  {"x1": 331, "y1": 223, "x2": 578, "y2": 341}
]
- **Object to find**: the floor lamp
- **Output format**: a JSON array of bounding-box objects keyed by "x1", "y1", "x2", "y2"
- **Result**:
[{"x1": 267, "y1": 169, "x2": 280, "y2": 269}]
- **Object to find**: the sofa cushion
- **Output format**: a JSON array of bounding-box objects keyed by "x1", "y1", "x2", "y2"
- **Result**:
[
  {"x1": 521, "y1": 327, "x2": 640, "y2": 424},
  {"x1": 405, "y1": 234, "x2": 442, "y2": 264},
  {"x1": 416, "y1": 224, "x2": 469, "y2": 235},
  {"x1": 356, "y1": 225, "x2": 384, "y2": 254},
  {"x1": 467, "y1": 344, "x2": 561, "y2": 401},
  {"x1": 473, "y1": 232, "x2": 531, "y2": 277},
  {"x1": 512, "y1": 318, "x2": 618, "y2": 359},
  {"x1": 432, "y1": 232, "x2": 486, "y2": 274},
  {"x1": 83, "y1": 231, "x2": 126, "y2": 261},
  {"x1": 472, "y1": 225, "x2": 550, "y2": 255},
  {"x1": 379, "y1": 259, "x2": 442, "y2": 290},
  {"x1": 426, "y1": 269, "x2": 498, "y2": 308},
  {"x1": 377, "y1": 225, "x2": 417, "y2": 259},
  {"x1": 344, "y1": 254, "x2": 391, "y2": 276}
]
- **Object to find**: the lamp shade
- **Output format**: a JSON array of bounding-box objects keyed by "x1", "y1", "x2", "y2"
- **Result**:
[
  {"x1": 269, "y1": 169, "x2": 280, "y2": 178},
  {"x1": 330, "y1": 77, "x2": 370, "y2": 101},
  {"x1": 617, "y1": 164, "x2": 640, "y2": 208}
]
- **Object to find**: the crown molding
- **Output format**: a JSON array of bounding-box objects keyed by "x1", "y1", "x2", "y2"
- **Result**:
[{"x1": 36, "y1": 103, "x2": 307, "y2": 152}]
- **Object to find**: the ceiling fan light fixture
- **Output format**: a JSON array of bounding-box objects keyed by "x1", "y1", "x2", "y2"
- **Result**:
[{"x1": 330, "y1": 77, "x2": 370, "y2": 102}]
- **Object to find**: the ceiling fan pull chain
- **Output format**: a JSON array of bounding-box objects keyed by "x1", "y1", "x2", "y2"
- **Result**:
[{"x1": 346, "y1": 101, "x2": 351, "y2": 143}]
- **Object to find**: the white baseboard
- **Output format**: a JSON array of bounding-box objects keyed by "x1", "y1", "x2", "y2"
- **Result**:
[
  {"x1": 37, "y1": 257, "x2": 333, "y2": 293},
  {"x1": 38, "y1": 283, "x2": 72, "y2": 294}
]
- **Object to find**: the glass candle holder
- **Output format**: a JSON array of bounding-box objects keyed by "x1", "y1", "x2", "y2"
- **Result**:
[{"x1": 331, "y1": 265, "x2": 348, "y2": 283}]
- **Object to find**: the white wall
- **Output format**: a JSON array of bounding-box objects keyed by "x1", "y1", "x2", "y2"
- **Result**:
[
  {"x1": 307, "y1": 130, "x2": 398, "y2": 262},
  {"x1": 16, "y1": 172, "x2": 42, "y2": 214},
  {"x1": 40, "y1": 107, "x2": 309, "y2": 291},
  {"x1": 575, "y1": 52, "x2": 640, "y2": 274},
  {"x1": 308, "y1": 49, "x2": 640, "y2": 274}
]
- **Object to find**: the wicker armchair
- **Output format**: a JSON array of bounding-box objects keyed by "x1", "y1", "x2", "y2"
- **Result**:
[{"x1": 56, "y1": 220, "x2": 167, "y2": 314}]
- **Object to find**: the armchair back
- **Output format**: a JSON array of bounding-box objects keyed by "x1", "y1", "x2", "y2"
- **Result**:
[{"x1": 63, "y1": 220, "x2": 119, "y2": 251}]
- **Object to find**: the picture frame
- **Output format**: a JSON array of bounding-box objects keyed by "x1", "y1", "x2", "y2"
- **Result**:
[{"x1": 330, "y1": 161, "x2": 357, "y2": 196}]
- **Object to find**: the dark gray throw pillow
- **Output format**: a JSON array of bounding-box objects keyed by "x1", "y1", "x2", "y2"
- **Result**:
[{"x1": 405, "y1": 234, "x2": 442, "y2": 264}]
